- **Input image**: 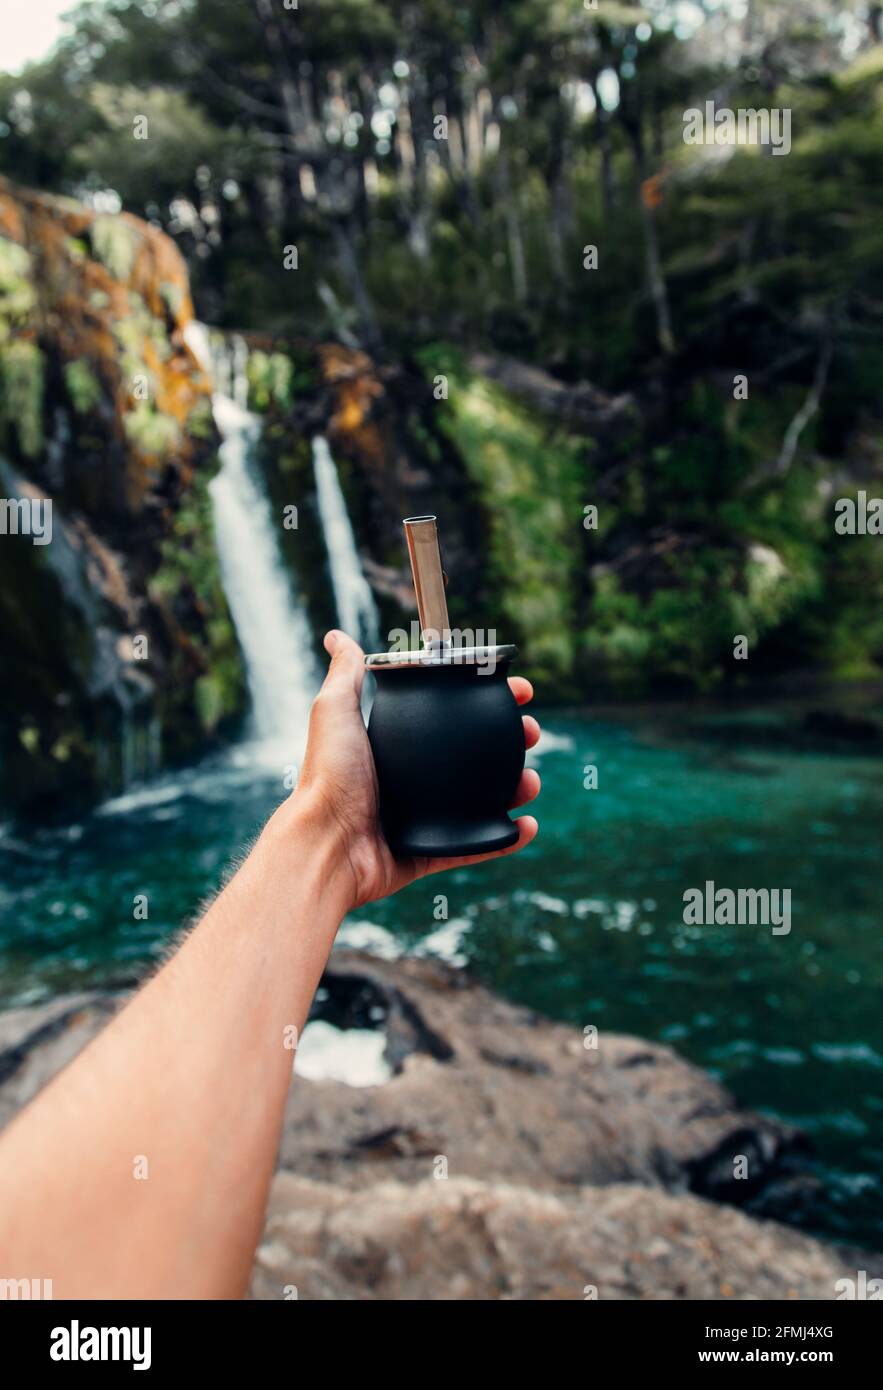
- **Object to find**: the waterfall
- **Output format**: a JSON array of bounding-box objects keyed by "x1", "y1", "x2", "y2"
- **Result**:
[
  {"x1": 185, "y1": 323, "x2": 320, "y2": 755},
  {"x1": 312, "y1": 435, "x2": 381, "y2": 651}
]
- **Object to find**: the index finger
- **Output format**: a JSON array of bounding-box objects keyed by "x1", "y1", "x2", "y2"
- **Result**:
[{"x1": 508, "y1": 676, "x2": 533, "y2": 706}]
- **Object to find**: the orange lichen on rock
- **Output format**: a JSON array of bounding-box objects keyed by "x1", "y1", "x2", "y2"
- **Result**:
[
  {"x1": 0, "y1": 190, "x2": 25, "y2": 243},
  {"x1": 0, "y1": 177, "x2": 247, "y2": 822},
  {"x1": 0, "y1": 175, "x2": 212, "y2": 514},
  {"x1": 318, "y1": 342, "x2": 387, "y2": 473}
]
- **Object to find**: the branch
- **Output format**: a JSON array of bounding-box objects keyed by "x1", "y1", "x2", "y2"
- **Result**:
[
  {"x1": 771, "y1": 332, "x2": 834, "y2": 477},
  {"x1": 201, "y1": 65, "x2": 287, "y2": 124}
]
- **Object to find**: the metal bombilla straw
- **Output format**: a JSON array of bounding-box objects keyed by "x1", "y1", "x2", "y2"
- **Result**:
[{"x1": 403, "y1": 516, "x2": 451, "y2": 654}]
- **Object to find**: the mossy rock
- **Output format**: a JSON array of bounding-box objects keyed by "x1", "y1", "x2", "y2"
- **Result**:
[
  {"x1": 187, "y1": 396, "x2": 215, "y2": 439},
  {"x1": 150, "y1": 462, "x2": 247, "y2": 742},
  {"x1": 417, "y1": 344, "x2": 584, "y2": 687},
  {"x1": 123, "y1": 401, "x2": 182, "y2": 457},
  {"x1": 63, "y1": 359, "x2": 102, "y2": 415},
  {"x1": 247, "y1": 349, "x2": 296, "y2": 412},
  {"x1": 0, "y1": 238, "x2": 36, "y2": 332},
  {"x1": 90, "y1": 214, "x2": 136, "y2": 281},
  {"x1": 0, "y1": 338, "x2": 44, "y2": 459}
]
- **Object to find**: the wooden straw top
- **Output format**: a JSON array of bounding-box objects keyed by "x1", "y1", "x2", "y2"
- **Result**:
[{"x1": 403, "y1": 516, "x2": 450, "y2": 648}]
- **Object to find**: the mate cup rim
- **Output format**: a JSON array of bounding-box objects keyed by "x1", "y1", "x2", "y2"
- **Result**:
[{"x1": 364, "y1": 644, "x2": 517, "y2": 670}]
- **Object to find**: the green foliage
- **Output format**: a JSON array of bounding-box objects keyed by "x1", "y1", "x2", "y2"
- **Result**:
[
  {"x1": 123, "y1": 401, "x2": 182, "y2": 456},
  {"x1": 420, "y1": 345, "x2": 585, "y2": 687},
  {"x1": 0, "y1": 240, "x2": 36, "y2": 336},
  {"x1": 64, "y1": 235, "x2": 89, "y2": 261},
  {"x1": 194, "y1": 673, "x2": 226, "y2": 733},
  {"x1": 150, "y1": 466, "x2": 245, "y2": 728},
  {"x1": 77, "y1": 84, "x2": 227, "y2": 211},
  {"x1": 0, "y1": 241, "x2": 42, "y2": 452},
  {"x1": 3, "y1": 0, "x2": 883, "y2": 695},
  {"x1": 186, "y1": 395, "x2": 215, "y2": 439},
  {"x1": 246, "y1": 350, "x2": 295, "y2": 413},
  {"x1": 160, "y1": 280, "x2": 185, "y2": 318},
  {"x1": 90, "y1": 215, "x2": 136, "y2": 282},
  {"x1": 63, "y1": 359, "x2": 102, "y2": 414},
  {"x1": 0, "y1": 339, "x2": 44, "y2": 459}
]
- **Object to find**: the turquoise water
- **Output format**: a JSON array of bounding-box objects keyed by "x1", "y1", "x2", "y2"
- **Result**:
[{"x1": 1, "y1": 701, "x2": 881, "y2": 1248}]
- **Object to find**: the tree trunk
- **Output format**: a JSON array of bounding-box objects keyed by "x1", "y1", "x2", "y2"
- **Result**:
[
  {"x1": 252, "y1": 0, "x2": 381, "y2": 353},
  {"x1": 638, "y1": 184, "x2": 675, "y2": 356},
  {"x1": 496, "y1": 144, "x2": 528, "y2": 304},
  {"x1": 625, "y1": 99, "x2": 674, "y2": 356},
  {"x1": 331, "y1": 218, "x2": 383, "y2": 354},
  {"x1": 546, "y1": 101, "x2": 572, "y2": 290},
  {"x1": 252, "y1": 0, "x2": 303, "y2": 140},
  {"x1": 590, "y1": 76, "x2": 617, "y2": 217}
]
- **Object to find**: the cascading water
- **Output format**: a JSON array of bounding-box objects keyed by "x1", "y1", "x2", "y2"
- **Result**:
[
  {"x1": 169, "y1": 328, "x2": 382, "y2": 764},
  {"x1": 185, "y1": 324, "x2": 320, "y2": 760},
  {"x1": 312, "y1": 435, "x2": 381, "y2": 651},
  {"x1": 210, "y1": 399, "x2": 318, "y2": 748}
]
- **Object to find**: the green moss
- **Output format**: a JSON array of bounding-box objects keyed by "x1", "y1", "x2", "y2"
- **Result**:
[
  {"x1": 246, "y1": 349, "x2": 295, "y2": 412},
  {"x1": 408, "y1": 415, "x2": 443, "y2": 464},
  {"x1": 0, "y1": 339, "x2": 44, "y2": 459},
  {"x1": 0, "y1": 238, "x2": 43, "y2": 459},
  {"x1": 245, "y1": 344, "x2": 318, "y2": 415},
  {"x1": 194, "y1": 673, "x2": 225, "y2": 733},
  {"x1": 0, "y1": 239, "x2": 36, "y2": 336},
  {"x1": 789, "y1": 491, "x2": 883, "y2": 681},
  {"x1": 111, "y1": 294, "x2": 182, "y2": 458},
  {"x1": 112, "y1": 319, "x2": 151, "y2": 393},
  {"x1": 187, "y1": 395, "x2": 215, "y2": 439},
  {"x1": 150, "y1": 465, "x2": 245, "y2": 726},
  {"x1": 50, "y1": 736, "x2": 72, "y2": 762},
  {"x1": 64, "y1": 235, "x2": 89, "y2": 261},
  {"x1": 160, "y1": 280, "x2": 185, "y2": 318},
  {"x1": 63, "y1": 359, "x2": 102, "y2": 414},
  {"x1": 418, "y1": 344, "x2": 585, "y2": 685},
  {"x1": 91, "y1": 214, "x2": 136, "y2": 282},
  {"x1": 19, "y1": 724, "x2": 39, "y2": 754},
  {"x1": 113, "y1": 294, "x2": 171, "y2": 375},
  {"x1": 123, "y1": 401, "x2": 182, "y2": 456},
  {"x1": 129, "y1": 291, "x2": 172, "y2": 360}
]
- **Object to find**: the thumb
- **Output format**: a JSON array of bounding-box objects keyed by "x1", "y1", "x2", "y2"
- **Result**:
[{"x1": 321, "y1": 629, "x2": 366, "y2": 704}]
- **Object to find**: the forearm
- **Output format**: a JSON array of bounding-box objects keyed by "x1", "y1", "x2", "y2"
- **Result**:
[{"x1": 0, "y1": 792, "x2": 351, "y2": 1299}]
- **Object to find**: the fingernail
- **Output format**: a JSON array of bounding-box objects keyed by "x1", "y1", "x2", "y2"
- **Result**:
[{"x1": 325, "y1": 630, "x2": 341, "y2": 653}]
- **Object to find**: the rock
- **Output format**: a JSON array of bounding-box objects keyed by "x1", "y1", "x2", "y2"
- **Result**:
[
  {"x1": 279, "y1": 953, "x2": 811, "y2": 1211},
  {"x1": 0, "y1": 178, "x2": 209, "y2": 516},
  {"x1": 251, "y1": 1174, "x2": 862, "y2": 1301},
  {"x1": 0, "y1": 177, "x2": 245, "y2": 819},
  {"x1": 0, "y1": 949, "x2": 866, "y2": 1300},
  {"x1": 468, "y1": 351, "x2": 635, "y2": 434},
  {"x1": 802, "y1": 708, "x2": 883, "y2": 747},
  {"x1": 291, "y1": 342, "x2": 490, "y2": 644}
]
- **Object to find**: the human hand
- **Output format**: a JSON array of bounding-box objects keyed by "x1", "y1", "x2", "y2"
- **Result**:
[{"x1": 292, "y1": 629, "x2": 540, "y2": 909}]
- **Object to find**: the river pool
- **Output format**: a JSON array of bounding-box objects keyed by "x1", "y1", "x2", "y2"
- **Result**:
[{"x1": 1, "y1": 696, "x2": 881, "y2": 1248}]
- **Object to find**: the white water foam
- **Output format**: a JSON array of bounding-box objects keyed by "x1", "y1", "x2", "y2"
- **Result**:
[
  {"x1": 312, "y1": 434, "x2": 381, "y2": 650},
  {"x1": 209, "y1": 394, "x2": 319, "y2": 749}
]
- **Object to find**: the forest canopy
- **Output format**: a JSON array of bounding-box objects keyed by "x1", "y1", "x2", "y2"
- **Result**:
[
  {"x1": 0, "y1": 0, "x2": 880, "y2": 373},
  {"x1": 3, "y1": 0, "x2": 883, "y2": 692}
]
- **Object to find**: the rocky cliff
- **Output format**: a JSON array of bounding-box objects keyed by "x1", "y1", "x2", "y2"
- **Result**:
[
  {"x1": 3, "y1": 172, "x2": 878, "y2": 824},
  {"x1": 252, "y1": 336, "x2": 833, "y2": 701},
  {"x1": 0, "y1": 178, "x2": 244, "y2": 821}
]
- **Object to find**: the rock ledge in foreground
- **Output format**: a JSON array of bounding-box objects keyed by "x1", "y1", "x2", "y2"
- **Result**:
[
  {"x1": 253, "y1": 1174, "x2": 859, "y2": 1301},
  {"x1": 0, "y1": 951, "x2": 873, "y2": 1300}
]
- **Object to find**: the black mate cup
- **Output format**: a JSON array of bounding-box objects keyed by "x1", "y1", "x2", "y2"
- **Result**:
[{"x1": 365, "y1": 517, "x2": 526, "y2": 858}]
